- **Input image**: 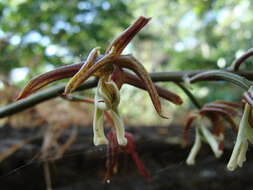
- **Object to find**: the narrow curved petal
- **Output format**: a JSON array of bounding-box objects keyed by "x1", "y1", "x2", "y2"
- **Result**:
[
  {"x1": 204, "y1": 103, "x2": 240, "y2": 116},
  {"x1": 186, "y1": 127, "x2": 202, "y2": 165},
  {"x1": 16, "y1": 63, "x2": 82, "y2": 100},
  {"x1": 109, "y1": 110, "x2": 127, "y2": 146},
  {"x1": 200, "y1": 122, "x2": 223, "y2": 158},
  {"x1": 17, "y1": 54, "x2": 106, "y2": 100},
  {"x1": 65, "y1": 53, "x2": 115, "y2": 89},
  {"x1": 106, "y1": 16, "x2": 151, "y2": 55},
  {"x1": 64, "y1": 47, "x2": 100, "y2": 94},
  {"x1": 201, "y1": 107, "x2": 238, "y2": 118},
  {"x1": 123, "y1": 71, "x2": 183, "y2": 105},
  {"x1": 200, "y1": 108, "x2": 238, "y2": 132},
  {"x1": 183, "y1": 115, "x2": 197, "y2": 147},
  {"x1": 116, "y1": 55, "x2": 166, "y2": 118},
  {"x1": 211, "y1": 100, "x2": 242, "y2": 108}
]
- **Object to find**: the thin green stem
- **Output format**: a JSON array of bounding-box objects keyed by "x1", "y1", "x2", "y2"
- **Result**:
[{"x1": 175, "y1": 82, "x2": 201, "y2": 109}]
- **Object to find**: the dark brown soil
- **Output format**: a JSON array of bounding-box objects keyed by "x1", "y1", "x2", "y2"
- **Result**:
[{"x1": 0, "y1": 124, "x2": 252, "y2": 190}]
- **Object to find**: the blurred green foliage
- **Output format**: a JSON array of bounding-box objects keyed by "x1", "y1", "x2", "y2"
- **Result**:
[
  {"x1": 0, "y1": 0, "x2": 131, "y2": 75},
  {"x1": 1, "y1": 0, "x2": 253, "y2": 124}
]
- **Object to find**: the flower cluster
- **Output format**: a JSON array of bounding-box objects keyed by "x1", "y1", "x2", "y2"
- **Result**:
[
  {"x1": 6, "y1": 15, "x2": 253, "y2": 185},
  {"x1": 188, "y1": 70, "x2": 253, "y2": 171},
  {"x1": 15, "y1": 16, "x2": 253, "y2": 181}
]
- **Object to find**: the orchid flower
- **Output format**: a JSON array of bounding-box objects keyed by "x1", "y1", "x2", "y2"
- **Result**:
[
  {"x1": 184, "y1": 101, "x2": 241, "y2": 165},
  {"x1": 16, "y1": 16, "x2": 182, "y2": 146},
  {"x1": 189, "y1": 70, "x2": 253, "y2": 170}
]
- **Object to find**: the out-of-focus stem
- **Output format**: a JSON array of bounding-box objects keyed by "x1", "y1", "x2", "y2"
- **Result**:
[
  {"x1": 174, "y1": 82, "x2": 201, "y2": 109},
  {"x1": 231, "y1": 48, "x2": 253, "y2": 71}
]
